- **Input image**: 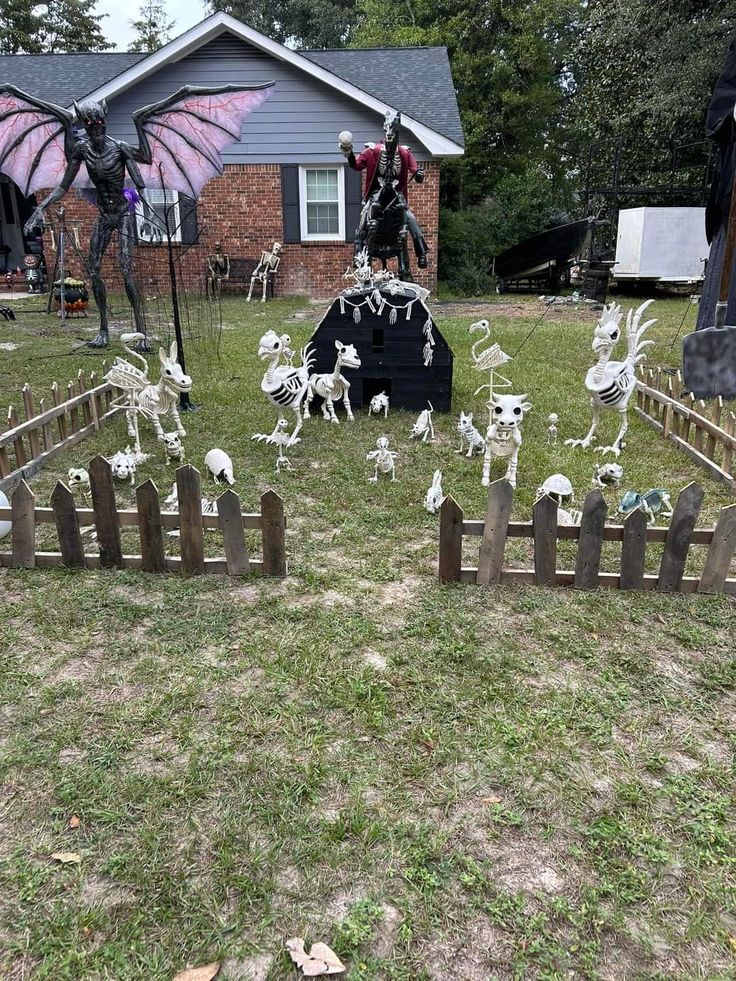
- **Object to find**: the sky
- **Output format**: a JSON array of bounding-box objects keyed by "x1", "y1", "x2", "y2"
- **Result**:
[{"x1": 94, "y1": 0, "x2": 206, "y2": 51}]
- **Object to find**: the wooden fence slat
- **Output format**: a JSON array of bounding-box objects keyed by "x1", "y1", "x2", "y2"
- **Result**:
[
  {"x1": 78, "y1": 371, "x2": 92, "y2": 426},
  {"x1": 261, "y1": 489, "x2": 286, "y2": 576},
  {"x1": 68, "y1": 381, "x2": 79, "y2": 433},
  {"x1": 477, "y1": 478, "x2": 514, "y2": 586},
  {"x1": 11, "y1": 480, "x2": 35, "y2": 568},
  {"x1": 574, "y1": 489, "x2": 608, "y2": 589},
  {"x1": 705, "y1": 397, "x2": 722, "y2": 461},
  {"x1": 723, "y1": 413, "x2": 735, "y2": 475},
  {"x1": 697, "y1": 504, "x2": 736, "y2": 594},
  {"x1": 39, "y1": 397, "x2": 53, "y2": 452},
  {"x1": 136, "y1": 479, "x2": 166, "y2": 573},
  {"x1": 620, "y1": 508, "x2": 648, "y2": 590},
  {"x1": 8, "y1": 407, "x2": 27, "y2": 467},
  {"x1": 50, "y1": 481, "x2": 85, "y2": 568},
  {"x1": 438, "y1": 496, "x2": 463, "y2": 583},
  {"x1": 177, "y1": 464, "x2": 205, "y2": 574},
  {"x1": 0, "y1": 446, "x2": 10, "y2": 478},
  {"x1": 658, "y1": 482, "x2": 705, "y2": 592},
  {"x1": 532, "y1": 495, "x2": 558, "y2": 586},
  {"x1": 22, "y1": 384, "x2": 42, "y2": 461},
  {"x1": 89, "y1": 373, "x2": 102, "y2": 430},
  {"x1": 52, "y1": 381, "x2": 68, "y2": 441},
  {"x1": 89, "y1": 455, "x2": 123, "y2": 568},
  {"x1": 217, "y1": 489, "x2": 251, "y2": 575}
]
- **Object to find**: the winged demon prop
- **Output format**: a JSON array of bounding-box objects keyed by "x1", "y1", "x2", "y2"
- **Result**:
[{"x1": 0, "y1": 82, "x2": 274, "y2": 347}]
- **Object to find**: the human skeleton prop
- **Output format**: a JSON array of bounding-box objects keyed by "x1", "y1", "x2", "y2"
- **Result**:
[
  {"x1": 0, "y1": 82, "x2": 273, "y2": 348},
  {"x1": 456, "y1": 411, "x2": 486, "y2": 457},
  {"x1": 258, "y1": 330, "x2": 315, "y2": 445},
  {"x1": 546, "y1": 413, "x2": 559, "y2": 445},
  {"x1": 368, "y1": 391, "x2": 390, "y2": 417},
  {"x1": 206, "y1": 242, "x2": 230, "y2": 298},
  {"x1": 482, "y1": 393, "x2": 532, "y2": 488},
  {"x1": 247, "y1": 243, "x2": 282, "y2": 302},
  {"x1": 367, "y1": 436, "x2": 398, "y2": 481},
  {"x1": 425, "y1": 470, "x2": 445, "y2": 513},
  {"x1": 410, "y1": 402, "x2": 435, "y2": 442},
  {"x1": 161, "y1": 431, "x2": 184, "y2": 465},
  {"x1": 104, "y1": 334, "x2": 191, "y2": 453},
  {"x1": 204, "y1": 448, "x2": 235, "y2": 485},
  {"x1": 251, "y1": 418, "x2": 300, "y2": 472},
  {"x1": 304, "y1": 340, "x2": 361, "y2": 423},
  {"x1": 565, "y1": 300, "x2": 656, "y2": 457}
]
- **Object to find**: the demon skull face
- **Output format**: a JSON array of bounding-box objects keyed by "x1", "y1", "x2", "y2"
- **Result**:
[
  {"x1": 74, "y1": 99, "x2": 108, "y2": 142},
  {"x1": 383, "y1": 109, "x2": 401, "y2": 149}
]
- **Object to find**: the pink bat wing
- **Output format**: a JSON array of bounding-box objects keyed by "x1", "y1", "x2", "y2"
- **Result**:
[
  {"x1": 133, "y1": 84, "x2": 274, "y2": 199},
  {"x1": 0, "y1": 86, "x2": 77, "y2": 196}
]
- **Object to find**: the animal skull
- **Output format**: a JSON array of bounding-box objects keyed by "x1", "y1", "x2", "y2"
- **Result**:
[
  {"x1": 159, "y1": 340, "x2": 192, "y2": 393},
  {"x1": 489, "y1": 393, "x2": 532, "y2": 431}
]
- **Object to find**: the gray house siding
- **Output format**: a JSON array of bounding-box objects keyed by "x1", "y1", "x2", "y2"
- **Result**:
[{"x1": 106, "y1": 33, "x2": 433, "y2": 164}]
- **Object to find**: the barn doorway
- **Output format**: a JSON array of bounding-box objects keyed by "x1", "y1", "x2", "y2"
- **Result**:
[{"x1": 362, "y1": 378, "x2": 392, "y2": 407}]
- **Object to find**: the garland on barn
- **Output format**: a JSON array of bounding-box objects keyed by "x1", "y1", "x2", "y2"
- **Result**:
[{"x1": 337, "y1": 281, "x2": 436, "y2": 366}]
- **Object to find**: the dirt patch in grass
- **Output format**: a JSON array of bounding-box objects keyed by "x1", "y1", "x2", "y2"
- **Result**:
[
  {"x1": 81, "y1": 874, "x2": 137, "y2": 910},
  {"x1": 418, "y1": 914, "x2": 513, "y2": 980}
]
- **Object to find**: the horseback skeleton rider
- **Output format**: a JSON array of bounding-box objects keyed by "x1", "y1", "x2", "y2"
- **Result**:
[{"x1": 339, "y1": 109, "x2": 429, "y2": 274}]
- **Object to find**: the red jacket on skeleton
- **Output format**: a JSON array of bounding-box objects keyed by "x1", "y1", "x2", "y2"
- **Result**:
[{"x1": 349, "y1": 143, "x2": 421, "y2": 200}]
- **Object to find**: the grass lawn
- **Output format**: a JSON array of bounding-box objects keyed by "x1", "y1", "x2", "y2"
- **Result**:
[{"x1": 0, "y1": 289, "x2": 735, "y2": 980}]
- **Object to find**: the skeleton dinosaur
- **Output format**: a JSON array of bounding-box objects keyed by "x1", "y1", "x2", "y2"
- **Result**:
[
  {"x1": 303, "y1": 340, "x2": 361, "y2": 423},
  {"x1": 104, "y1": 333, "x2": 191, "y2": 452},
  {"x1": 565, "y1": 300, "x2": 656, "y2": 457},
  {"x1": 258, "y1": 330, "x2": 314, "y2": 445}
]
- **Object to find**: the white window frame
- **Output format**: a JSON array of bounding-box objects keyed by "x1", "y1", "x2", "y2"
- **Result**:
[
  {"x1": 298, "y1": 165, "x2": 345, "y2": 242},
  {"x1": 136, "y1": 188, "x2": 181, "y2": 244}
]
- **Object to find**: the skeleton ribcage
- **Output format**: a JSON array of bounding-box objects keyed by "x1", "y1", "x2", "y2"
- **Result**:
[
  {"x1": 268, "y1": 373, "x2": 305, "y2": 407},
  {"x1": 596, "y1": 368, "x2": 632, "y2": 407},
  {"x1": 378, "y1": 151, "x2": 400, "y2": 179}
]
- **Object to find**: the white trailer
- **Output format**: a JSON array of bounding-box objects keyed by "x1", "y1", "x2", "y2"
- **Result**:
[{"x1": 614, "y1": 207, "x2": 708, "y2": 284}]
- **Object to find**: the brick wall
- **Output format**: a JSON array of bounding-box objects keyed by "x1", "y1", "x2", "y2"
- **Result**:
[{"x1": 40, "y1": 161, "x2": 441, "y2": 299}]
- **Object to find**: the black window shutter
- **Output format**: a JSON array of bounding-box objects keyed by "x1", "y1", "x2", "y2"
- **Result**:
[
  {"x1": 344, "y1": 166, "x2": 363, "y2": 243},
  {"x1": 179, "y1": 194, "x2": 198, "y2": 245},
  {"x1": 281, "y1": 165, "x2": 301, "y2": 243}
]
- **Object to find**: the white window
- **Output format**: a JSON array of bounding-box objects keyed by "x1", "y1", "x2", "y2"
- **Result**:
[
  {"x1": 299, "y1": 166, "x2": 345, "y2": 241},
  {"x1": 136, "y1": 188, "x2": 181, "y2": 243}
]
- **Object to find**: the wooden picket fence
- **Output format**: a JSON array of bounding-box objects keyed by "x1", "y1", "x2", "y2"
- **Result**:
[
  {"x1": 635, "y1": 366, "x2": 736, "y2": 493},
  {"x1": 439, "y1": 478, "x2": 736, "y2": 595},
  {"x1": 0, "y1": 371, "x2": 118, "y2": 493},
  {"x1": 0, "y1": 458, "x2": 287, "y2": 577}
]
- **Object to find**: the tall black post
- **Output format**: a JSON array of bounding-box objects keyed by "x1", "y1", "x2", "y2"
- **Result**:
[{"x1": 164, "y1": 196, "x2": 195, "y2": 411}]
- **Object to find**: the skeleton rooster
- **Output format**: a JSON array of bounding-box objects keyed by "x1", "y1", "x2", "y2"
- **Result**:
[
  {"x1": 258, "y1": 330, "x2": 315, "y2": 445},
  {"x1": 566, "y1": 300, "x2": 656, "y2": 457}
]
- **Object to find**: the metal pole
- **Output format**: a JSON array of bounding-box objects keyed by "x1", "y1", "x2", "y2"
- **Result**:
[{"x1": 57, "y1": 208, "x2": 66, "y2": 321}]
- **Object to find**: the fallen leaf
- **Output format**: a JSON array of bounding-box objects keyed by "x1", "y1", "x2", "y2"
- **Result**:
[
  {"x1": 172, "y1": 964, "x2": 220, "y2": 981},
  {"x1": 68, "y1": 815, "x2": 81, "y2": 829},
  {"x1": 591, "y1": 633, "x2": 598, "y2": 641},
  {"x1": 482, "y1": 794, "x2": 502, "y2": 804},
  {"x1": 729, "y1": 936, "x2": 736, "y2": 953},
  {"x1": 286, "y1": 938, "x2": 345, "y2": 976},
  {"x1": 51, "y1": 852, "x2": 81, "y2": 864}
]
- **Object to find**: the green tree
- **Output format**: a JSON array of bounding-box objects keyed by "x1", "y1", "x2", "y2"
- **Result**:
[
  {"x1": 0, "y1": 0, "x2": 43, "y2": 53},
  {"x1": 206, "y1": 0, "x2": 359, "y2": 48},
  {"x1": 37, "y1": 0, "x2": 113, "y2": 52},
  {"x1": 354, "y1": 0, "x2": 580, "y2": 207},
  {"x1": 129, "y1": 0, "x2": 176, "y2": 52}
]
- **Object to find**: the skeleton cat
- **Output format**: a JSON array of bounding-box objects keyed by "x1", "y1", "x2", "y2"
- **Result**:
[{"x1": 455, "y1": 411, "x2": 485, "y2": 457}]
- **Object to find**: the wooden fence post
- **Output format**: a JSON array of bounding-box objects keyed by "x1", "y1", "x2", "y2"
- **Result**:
[
  {"x1": 532, "y1": 495, "x2": 558, "y2": 586},
  {"x1": 177, "y1": 464, "x2": 205, "y2": 574},
  {"x1": 8, "y1": 407, "x2": 26, "y2": 467},
  {"x1": 574, "y1": 489, "x2": 607, "y2": 589},
  {"x1": 261, "y1": 490, "x2": 286, "y2": 577},
  {"x1": 438, "y1": 496, "x2": 463, "y2": 583},
  {"x1": 11, "y1": 480, "x2": 35, "y2": 569},
  {"x1": 50, "y1": 481, "x2": 85, "y2": 568},
  {"x1": 476, "y1": 478, "x2": 513, "y2": 586},
  {"x1": 136, "y1": 479, "x2": 166, "y2": 573},
  {"x1": 620, "y1": 508, "x2": 647, "y2": 590},
  {"x1": 218, "y1": 489, "x2": 251, "y2": 575},
  {"x1": 697, "y1": 504, "x2": 736, "y2": 594},
  {"x1": 89, "y1": 455, "x2": 123, "y2": 568},
  {"x1": 52, "y1": 381, "x2": 68, "y2": 441},
  {"x1": 658, "y1": 482, "x2": 704, "y2": 592},
  {"x1": 78, "y1": 371, "x2": 92, "y2": 425},
  {"x1": 22, "y1": 384, "x2": 41, "y2": 460}
]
